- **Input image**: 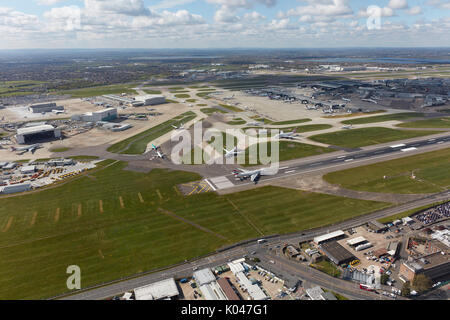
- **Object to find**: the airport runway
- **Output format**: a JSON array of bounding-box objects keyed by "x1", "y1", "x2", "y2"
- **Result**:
[{"x1": 206, "y1": 134, "x2": 450, "y2": 191}]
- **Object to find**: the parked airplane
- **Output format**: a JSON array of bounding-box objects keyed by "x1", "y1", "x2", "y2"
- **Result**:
[
  {"x1": 224, "y1": 147, "x2": 244, "y2": 158},
  {"x1": 11, "y1": 144, "x2": 42, "y2": 154},
  {"x1": 52, "y1": 110, "x2": 65, "y2": 114},
  {"x1": 275, "y1": 128, "x2": 298, "y2": 140},
  {"x1": 151, "y1": 144, "x2": 159, "y2": 151}
]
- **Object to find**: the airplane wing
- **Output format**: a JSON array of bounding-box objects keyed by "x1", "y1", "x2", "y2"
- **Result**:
[{"x1": 250, "y1": 172, "x2": 261, "y2": 183}]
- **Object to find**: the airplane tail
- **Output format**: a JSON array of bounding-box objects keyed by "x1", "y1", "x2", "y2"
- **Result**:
[
  {"x1": 293, "y1": 128, "x2": 297, "y2": 134},
  {"x1": 232, "y1": 169, "x2": 243, "y2": 175},
  {"x1": 10, "y1": 147, "x2": 16, "y2": 152}
]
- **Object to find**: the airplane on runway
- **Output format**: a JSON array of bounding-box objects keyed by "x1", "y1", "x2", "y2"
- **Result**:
[
  {"x1": 274, "y1": 128, "x2": 298, "y2": 140},
  {"x1": 224, "y1": 147, "x2": 244, "y2": 158},
  {"x1": 232, "y1": 168, "x2": 271, "y2": 184},
  {"x1": 342, "y1": 125, "x2": 353, "y2": 130},
  {"x1": 11, "y1": 144, "x2": 42, "y2": 155}
]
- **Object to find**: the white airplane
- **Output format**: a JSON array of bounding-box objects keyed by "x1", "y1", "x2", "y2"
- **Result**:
[
  {"x1": 11, "y1": 144, "x2": 42, "y2": 155},
  {"x1": 224, "y1": 147, "x2": 244, "y2": 158},
  {"x1": 52, "y1": 110, "x2": 65, "y2": 114},
  {"x1": 275, "y1": 128, "x2": 298, "y2": 140},
  {"x1": 232, "y1": 167, "x2": 273, "y2": 184},
  {"x1": 342, "y1": 125, "x2": 353, "y2": 130},
  {"x1": 172, "y1": 123, "x2": 185, "y2": 130}
]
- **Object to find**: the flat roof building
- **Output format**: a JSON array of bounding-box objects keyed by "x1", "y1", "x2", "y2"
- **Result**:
[
  {"x1": 71, "y1": 108, "x2": 117, "y2": 123},
  {"x1": 314, "y1": 230, "x2": 345, "y2": 245},
  {"x1": 217, "y1": 278, "x2": 240, "y2": 300},
  {"x1": 29, "y1": 103, "x2": 64, "y2": 114},
  {"x1": 0, "y1": 182, "x2": 31, "y2": 195},
  {"x1": 320, "y1": 241, "x2": 356, "y2": 265},
  {"x1": 16, "y1": 125, "x2": 61, "y2": 144},
  {"x1": 193, "y1": 268, "x2": 216, "y2": 287},
  {"x1": 400, "y1": 252, "x2": 450, "y2": 282},
  {"x1": 134, "y1": 278, "x2": 179, "y2": 300},
  {"x1": 368, "y1": 220, "x2": 388, "y2": 233},
  {"x1": 200, "y1": 281, "x2": 228, "y2": 300},
  {"x1": 347, "y1": 236, "x2": 368, "y2": 247}
]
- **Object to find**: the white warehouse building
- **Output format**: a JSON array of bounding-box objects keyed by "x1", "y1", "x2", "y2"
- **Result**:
[
  {"x1": 71, "y1": 108, "x2": 118, "y2": 122},
  {"x1": 16, "y1": 125, "x2": 62, "y2": 144},
  {"x1": 134, "y1": 94, "x2": 166, "y2": 106}
]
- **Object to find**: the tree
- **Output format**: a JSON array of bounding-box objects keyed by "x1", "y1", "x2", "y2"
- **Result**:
[
  {"x1": 380, "y1": 274, "x2": 389, "y2": 285},
  {"x1": 401, "y1": 281, "x2": 411, "y2": 297},
  {"x1": 412, "y1": 274, "x2": 432, "y2": 293}
]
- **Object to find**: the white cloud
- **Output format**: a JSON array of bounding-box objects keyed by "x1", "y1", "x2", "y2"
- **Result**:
[
  {"x1": 36, "y1": 0, "x2": 65, "y2": 5},
  {"x1": 408, "y1": 6, "x2": 422, "y2": 15},
  {"x1": 388, "y1": 0, "x2": 409, "y2": 10},
  {"x1": 287, "y1": 0, "x2": 353, "y2": 17}
]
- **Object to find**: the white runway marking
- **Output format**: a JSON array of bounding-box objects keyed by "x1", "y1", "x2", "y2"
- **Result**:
[
  {"x1": 204, "y1": 179, "x2": 217, "y2": 192},
  {"x1": 285, "y1": 170, "x2": 296, "y2": 174},
  {"x1": 210, "y1": 176, "x2": 235, "y2": 190}
]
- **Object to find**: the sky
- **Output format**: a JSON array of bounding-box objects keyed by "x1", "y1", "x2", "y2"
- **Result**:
[{"x1": 0, "y1": 0, "x2": 449, "y2": 49}]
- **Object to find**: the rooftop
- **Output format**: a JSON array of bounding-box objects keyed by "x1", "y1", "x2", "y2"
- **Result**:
[{"x1": 134, "y1": 278, "x2": 179, "y2": 300}]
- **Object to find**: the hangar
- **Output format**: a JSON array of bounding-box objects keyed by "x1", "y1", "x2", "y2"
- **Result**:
[
  {"x1": 134, "y1": 94, "x2": 166, "y2": 106},
  {"x1": 319, "y1": 241, "x2": 356, "y2": 265},
  {"x1": 16, "y1": 125, "x2": 61, "y2": 144},
  {"x1": 29, "y1": 103, "x2": 64, "y2": 114}
]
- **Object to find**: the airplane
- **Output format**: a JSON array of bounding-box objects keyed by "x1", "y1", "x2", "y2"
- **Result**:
[
  {"x1": 323, "y1": 108, "x2": 333, "y2": 114},
  {"x1": 342, "y1": 125, "x2": 353, "y2": 130},
  {"x1": 232, "y1": 168, "x2": 272, "y2": 184},
  {"x1": 172, "y1": 123, "x2": 185, "y2": 130},
  {"x1": 52, "y1": 110, "x2": 65, "y2": 114},
  {"x1": 151, "y1": 144, "x2": 160, "y2": 151},
  {"x1": 11, "y1": 144, "x2": 42, "y2": 155},
  {"x1": 155, "y1": 150, "x2": 165, "y2": 159},
  {"x1": 274, "y1": 128, "x2": 298, "y2": 140},
  {"x1": 342, "y1": 97, "x2": 351, "y2": 102},
  {"x1": 224, "y1": 147, "x2": 244, "y2": 158}
]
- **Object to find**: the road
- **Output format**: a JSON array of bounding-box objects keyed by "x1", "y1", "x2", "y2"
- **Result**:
[{"x1": 59, "y1": 189, "x2": 449, "y2": 300}]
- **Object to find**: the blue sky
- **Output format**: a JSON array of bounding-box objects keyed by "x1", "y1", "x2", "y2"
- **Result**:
[{"x1": 0, "y1": 0, "x2": 449, "y2": 48}]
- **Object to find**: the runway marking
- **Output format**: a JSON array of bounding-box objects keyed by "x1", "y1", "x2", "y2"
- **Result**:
[
  {"x1": 77, "y1": 204, "x2": 82, "y2": 217},
  {"x1": 54, "y1": 208, "x2": 60, "y2": 223},
  {"x1": 285, "y1": 170, "x2": 296, "y2": 174},
  {"x1": 98, "y1": 249, "x2": 105, "y2": 259},
  {"x1": 156, "y1": 189, "x2": 163, "y2": 201},
  {"x1": 173, "y1": 186, "x2": 181, "y2": 196},
  {"x1": 204, "y1": 179, "x2": 217, "y2": 191},
  {"x1": 188, "y1": 186, "x2": 199, "y2": 196},
  {"x1": 2, "y1": 217, "x2": 13, "y2": 232},
  {"x1": 99, "y1": 200, "x2": 104, "y2": 214},
  {"x1": 138, "y1": 193, "x2": 144, "y2": 203},
  {"x1": 30, "y1": 212, "x2": 37, "y2": 226},
  {"x1": 345, "y1": 159, "x2": 354, "y2": 162},
  {"x1": 119, "y1": 196, "x2": 125, "y2": 208}
]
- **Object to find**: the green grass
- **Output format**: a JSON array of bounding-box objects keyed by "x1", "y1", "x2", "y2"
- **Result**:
[
  {"x1": 396, "y1": 117, "x2": 450, "y2": 129},
  {"x1": 186, "y1": 99, "x2": 197, "y2": 103},
  {"x1": 197, "y1": 104, "x2": 208, "y2": 107},
  {"x1": 168, "y1": 87, "x2": 185, "y2": 91},
  {"x1": 218, "y1": 104, "x2": 243, "y2": 113},
  {"x1": 309, "y1": 127, "x2": 440, "y2": 148},
  {"x1": 227, "y1": 118, "x2": 247, "y2": 125},
  {"x1": 0, "y1": 160, "x2": 389, "y2": 299},
  {"x1": 311, "y1": 259, "x2": 342, "y2": 278},
  {"x1": 270, "y1": 119, "x2": 312, "y2": 126},
  {"x1": 166, "y1": 99, "x2": 180, "y2": 104},
  {"x1": 144, "y1": 90, "x2": 162, "y2": 95},
  {"x1": 244, "y1": 141, "x2": 334, "y2": 166},
  {"x1": 341, "y1": 113, "x2": 424, "y2": 125},
  {"x1": 324, "y1": 148, "x2": 450, "y2": 194},
  {"x1": 57, "y1": 84, "x2": 138, "y2": 98},
  {"x1": 175, "y1": 94, "x2": 190, "y2": 99},
  {"x1": 49, "y1": 147, "x2": 71, "y2": 153},
  {"x1": 377, "y1": 201, "x2": 449, "y2": 224},
  {"x1": 196, "y1": 92, "x2": 216, "y2": 98},
  {"x1": 107, "y1": 112, "x2": 197, "y2": 154},
  {"x1": 201, "y1": 108, "x2": 227, "y2": 116}
]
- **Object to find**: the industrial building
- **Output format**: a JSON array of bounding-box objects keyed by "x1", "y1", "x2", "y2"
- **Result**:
[
  {"x1": 199, "y1": 281, "x2": 228, "y2": 300},
  {"x1": 399, "y1": 252, "x2": 450, "y2": 282},
  {"x1": 217, "y1": 278, "x2": 240, "y2": 300},
  {"x1": 134, "y1": 278, "x2": 179, "y2": 300},
  {"x1": 20, "y1": 165, "x2": 36, "y2": 175},
  {"x1": 16, "y1": 125, "x2": 62, "y2": 144},
  {"x1": 134, "y1": 94, "x2": 166, "y2": 106},
  {"x1": 0, "y1": 182, "x2": 31, "y2": 194},
  {"x1": 314, "y1": 230, "x2": 346, "y2": 245},
  {"x1": 71, "y1": 108, "x2": 118, "y2": 122},
  {"x1": 319, "y1": 241, "x2": 356, "y2": 265},
  {"x1": 193, "y1": 268, "x2": 216, "y2": 287},
  {"x1": 29, "y1": 103, "x2": 64, "y2": 114},
  {"x1": 367, "y1": 220, "x2": 389, "y2": 233}
]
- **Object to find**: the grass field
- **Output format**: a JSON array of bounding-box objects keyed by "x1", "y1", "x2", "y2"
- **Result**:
[
  {"x1": 49, "y1": 147, "x2": 72, "y2": 153},
  {"x1": 144, "y1": 90, "x2": 162, "y2": 94},
  {"x1": 196, "y1": 92, "x2": 216, "y2": 98},
  {"x1": 309, "y1": 127, "x2": 440, "y2": 148},
  {"x1": 324, "y1": 148, "x2": 450, "y2": 194},
  {"x1": 227, "y1": 118, "x2": 247, "y2": 125},
  {"x1": 57, "y1": 84, "x2": 138, "y2": 98},
  {"x1": 200, "y1": 108, "x2": 227, "y2": 116},
  {"x1": 218, "y1": 104, "x2": 244, "y2": 113},
  {"x1": 245, "y1": 124, "x2": 333, "y2": 135},
  {"x1": 341, "y1": 113, "x2": 424, "y2": 125},
  {"x1": 175, "y1": 94, "x2": 190, "y2": 99},
  {"x1": 0, "y1": 161, "x2": 389, "y2": 299},
  {"x1": 396, "y1": 117, "x2": 450, "y2": 129},
  {"x1": 107, "y1": 112, "x2": 197, "y2": 154},
  {"x1": 311, "y1": 259, "x2": 342, "y2": 278}
]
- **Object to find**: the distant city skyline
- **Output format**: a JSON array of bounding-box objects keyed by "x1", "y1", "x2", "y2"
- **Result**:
[{"x1": 1, "y1": 0, "x2": 449, "y2": 49}]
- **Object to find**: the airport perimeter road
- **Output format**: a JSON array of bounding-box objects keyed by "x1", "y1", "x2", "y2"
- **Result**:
[
  {"x1": 59, "y1": 190, "x2": 449, "y2": 300},
  {"x1": 212, "y1": 134, "x2": 450, "y2": 190}
]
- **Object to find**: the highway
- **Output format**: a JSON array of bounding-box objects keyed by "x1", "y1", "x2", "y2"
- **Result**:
[{"x1": 59, "y1": 189, "x2": 449, "y2": 300}]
